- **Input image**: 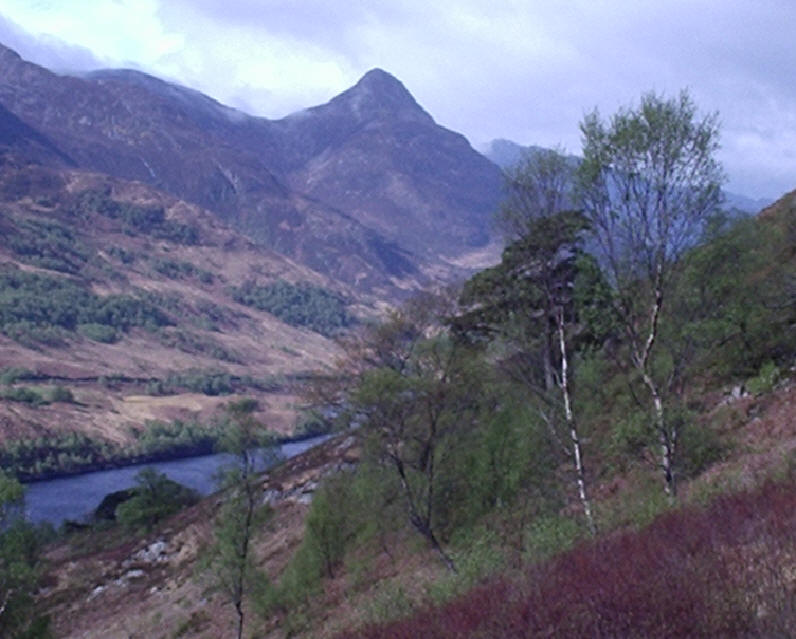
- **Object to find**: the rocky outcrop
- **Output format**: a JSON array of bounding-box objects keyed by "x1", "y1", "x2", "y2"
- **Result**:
[{"x1": 261, "y1": 434, "x2": 360, "y2": 506}]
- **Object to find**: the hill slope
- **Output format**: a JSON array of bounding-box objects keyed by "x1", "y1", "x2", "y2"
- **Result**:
[
  {"x1": 0, "y1": 158, "x2": 351, "y2": 459},
  {"x1": 0, "y1": 44, "x2": 503, "y2": 296}
]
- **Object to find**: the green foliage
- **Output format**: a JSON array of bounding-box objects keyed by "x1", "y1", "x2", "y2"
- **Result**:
[
  {"x1": 0, "y1": 432, "x2": 116, "y2": 479},
  {"x1": 0, "y1": 386, "x2": 47, "y2": 406},
  {"x1": 193, "y1": 300, "x2": 236, "y2": 331},
  {"x1": 522, "y1": 513, "x2": 583, "y2": 562},
  {"x1": 145, "y1": 370, "x2": 278, "y2": 397},
  {"x1": 672, "y1": 215, "x2": 795, "y2": 381},
  {"x1": 230, "y1": 279, "x2": 351, "y2": 335},
  {"x1": 361, "y1": 581, "x2": 416, "y2": 627},
  {"x1": 606, "y1": 407, "x2": 650, "y2": 467},
  {"x1": 130, "y1": 419, "x2": 218, "y2": 458},
  {"x1": 597, "y1": 473, "x2": 671, "y2": 531},
  {"x1": 267, "y1": 530, "x2": 324, "y2": 611},
  {"x1": 0, "y1": 474, "x2": 52, "y2": 638},
  {"x1": 437, "y1": 401, "x2": 559, "y2": 536},
  {"x1": 302, "y1": 476, "x2": 351, "y2": 579},
  {"x1": 157, "y1": 329, "x2": 240, "y2": 362},
  {"x1": 454, "y1": 209, "x2": 591, "y2": 349},
  {"x1": 44, "y1": 385, "x2": 73, "y2": 403},
  {"x1": 578, "y1": 91, "x2": 723, "y2": 283},
  {"x1": 293, "y1": 413, "x2": 333, "y2": 439},
  {"x1": 0, "y1": 420, "x2": 218, "y2": 479},
  {"x1": 107, "y1": 246, "x2": 136, "y2": 264},
  {"x1": 116, "y1": 467, "x2": 199, "y2": 532},
  {"x1": 198, "y1": 400, "x2": 274, "y2": 639},
  {"x1": 151, "y1": 258, "x2": 214, "y2": 283},
  {"x1": 0, "y1": 470, "x2": 24, "y2": 526},
  {"x1": 0, "y1": 269, "x2": 172, "y2": 344},
  {"x1": 76, "y1": 322, "x2": 118, "y2": 343},
  {"x1": 746, "y1": 361, "x2": 781, "y2": 396},
  {"x1": 677, "y1": 421, "x2": 726, "y2": 479},
  {"x1": 0, "y1": 382, "x2": 71, "y2": 406},
  {"x1": 1, "y1": 322, "x2": 67, "y2": 348},
  {"x1": 7, "y1": 217, "x2": 90, "y2": 274},
  {"x1": 72, "y1": 189, "x2": 199, "y2": 244},
  {"x1": 572, "y1": 253, "x2": 619, "y2": 346},
  {"x1": 0, "y1": 367, "x2": 36, "y2": 386},
  {"x1": 577, "y1": 91, "x2": 724, "y2": 502},
  {"x1": 263, "y1": 466, "x2": 401, "y2": 619}
]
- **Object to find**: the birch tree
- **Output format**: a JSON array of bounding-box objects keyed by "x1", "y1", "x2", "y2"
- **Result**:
[
  {"x1": 456, "y1": 208, "x2": 599, "y2": 536},
  {"x1": 199, "y1": 400, "x2": 274, "y2": 639},
  {"x1": 347, "y1": 293, "x2": 485, "y2": 573},
  {"x1": 577, "y1": 90, "x2": 723, "y2": 500},
  {"x1": 0, "y1": 472, "x2": 50, "y2": 638}
]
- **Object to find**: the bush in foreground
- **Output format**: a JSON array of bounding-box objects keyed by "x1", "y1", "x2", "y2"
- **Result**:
[{"x1": 350, "y1": 479, "x2": 796, "y2": 638}]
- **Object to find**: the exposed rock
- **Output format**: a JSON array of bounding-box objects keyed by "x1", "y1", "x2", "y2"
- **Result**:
[{"x1": 127, "y1": 539, "x2": 169, "y2": 565}]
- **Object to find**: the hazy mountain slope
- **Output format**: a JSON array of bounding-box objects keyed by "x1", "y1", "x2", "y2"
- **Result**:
[
  {"x1": 0, "y1": 43, "x2": 503, "y2": 295},
  {"x1": 482, "y1": 137, "x2": 773, "y2": 213},
  {"x1": 277, "y1": 69, "x2": 503, "y2": 258}
]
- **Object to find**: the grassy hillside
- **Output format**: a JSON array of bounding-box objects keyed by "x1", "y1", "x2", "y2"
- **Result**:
[{"x1": 0, "y1": 159, "x2": 361, "y2": 476}]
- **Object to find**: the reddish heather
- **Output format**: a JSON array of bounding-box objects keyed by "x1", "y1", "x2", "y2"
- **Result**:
[{"x1": 350, "y1": 480, "x2": 796, "y2": 638}]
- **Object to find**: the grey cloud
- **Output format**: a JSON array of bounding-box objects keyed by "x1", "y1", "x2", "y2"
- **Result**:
[
  {"x1": 1, "y1": 1, "x2": 795, "y2": 198},
  {"x1": 0, "y1": 12, "x2": 107, "y2": 72}
]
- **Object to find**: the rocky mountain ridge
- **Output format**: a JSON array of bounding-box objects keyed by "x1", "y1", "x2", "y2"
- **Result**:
[{"x1": 0, "y1": 43, "x2": 503, "y2": 297}]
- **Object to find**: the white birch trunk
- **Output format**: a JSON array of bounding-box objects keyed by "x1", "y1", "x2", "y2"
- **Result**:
[
  {"x1": 635, "y1": 266, "x2": 676, "y2": 501},
  {"x1": 556, "y1": 307, "x2": 597, "y2": 535}
]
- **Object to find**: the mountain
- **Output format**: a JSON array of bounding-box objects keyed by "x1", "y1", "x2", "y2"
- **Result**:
[
  {"x1": 0, "y1": 44, "x2": 504, "y2": 296},
  {"x1": 482, "y1": 138, "x2": 773, "y2": 214},
  {"x1": 481, "y1": 138, "x2": 547, "y2": 169},
  {"x1": 277, "y1": 70, "x2": 501, "y2": 257},
  {"x1": 0, "y1": 159, "x2": 352, "y2": 455}
]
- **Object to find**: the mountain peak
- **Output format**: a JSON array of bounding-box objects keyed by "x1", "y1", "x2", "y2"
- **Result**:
[
  {"x1": 0, "y1": 42, "x2": 23, "y2": 67},
  {"x1": 330, "y1": 68, "x2": 433, "y2": 125},
  {"x1": 356, "y1": 68, "x2": 404, "y2": 90}
]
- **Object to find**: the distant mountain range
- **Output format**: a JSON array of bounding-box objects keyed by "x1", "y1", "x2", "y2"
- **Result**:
[{"x1": 480, "y1": 138, "x2": 773, "y2": 213}]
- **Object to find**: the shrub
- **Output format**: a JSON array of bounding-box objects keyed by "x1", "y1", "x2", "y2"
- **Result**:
[
  {"x1": 77, "y1": 322, "x2": 119, "y2": 343},
  {"x1": 350, "y1": 479, "x2": 796, "y2": 639},
  {"x1": 678, "y1": 421, "x2": 725, "y2": 478},
  {"x1": 157, "y1": 329, "x2": 240, "y2": 362},
  {"x1": 0, "y1": 386, "x2": 47, "y2": 406},
  {"x1": 0, "y1": 269, "x2": 172, "y2": 345},
  {"x1": 0, "y1": 367, "x2": 36, "y2": 385},
  {"x1": 72, "y1": 190, "x2": 199, "y2": 244},
  {"x1": 115, "y1": 467, "x2": 199, "y2": 532},
  {"x1": 7, "y1": 217, "x2": 90, "y2": 274},
  {"x1": 229, "y1": 280, "x2": 352, "y2": 336},
  {"x1": 746, "y1": 360, "x2": 780, "y2": 395},
  {"x1": 45, "y1": 385, "x2": 74, "y2": 403}
]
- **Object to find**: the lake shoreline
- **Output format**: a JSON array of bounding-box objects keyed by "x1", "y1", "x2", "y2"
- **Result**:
[{"x1": 15, "y1": 428, "x2": 332, "y2": 484}]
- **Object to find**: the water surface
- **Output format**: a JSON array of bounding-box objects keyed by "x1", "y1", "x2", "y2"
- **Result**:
[{"x1": 23, "y1": 436, "x2": 328, "y2": 527}]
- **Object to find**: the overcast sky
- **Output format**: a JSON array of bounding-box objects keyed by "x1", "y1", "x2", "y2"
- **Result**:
[{"x1": 1, "y1": 1, "x2": 793, "y2": 200}]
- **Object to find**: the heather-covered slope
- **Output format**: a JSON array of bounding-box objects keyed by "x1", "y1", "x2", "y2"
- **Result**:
[{"x1": 0, "y1": 159, "x2": 350, "y2": 460}]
